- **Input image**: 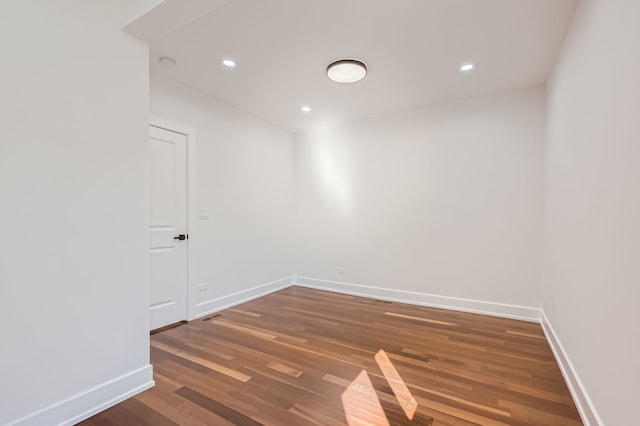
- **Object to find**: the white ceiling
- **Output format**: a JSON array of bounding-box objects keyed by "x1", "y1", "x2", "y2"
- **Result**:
[{"x1": 149, "y1": 0, "x2": 578, "y2": 132}]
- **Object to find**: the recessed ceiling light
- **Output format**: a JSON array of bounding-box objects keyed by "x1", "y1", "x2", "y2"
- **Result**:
[
  {"x1": 222, "y1": 59, "x2": 236, "y2": 68},
  {"x1": 301, "y1": 106, "x2": 311, "y2": 113},
  {"x1": 327, "y1": 59, "x2": 367, "y2": 83},
  {"x1": 459, "y1": 63, "x2": 475, "y2": 72}
]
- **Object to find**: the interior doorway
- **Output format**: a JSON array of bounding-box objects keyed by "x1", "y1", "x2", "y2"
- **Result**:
[{"x1": 148, "y1": 122, "x2": 191, "y2": 330}]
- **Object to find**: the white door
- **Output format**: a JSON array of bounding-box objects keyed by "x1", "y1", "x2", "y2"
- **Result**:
[{"x1": 149, "y1": 125, "x2": 188, "y2": 330}]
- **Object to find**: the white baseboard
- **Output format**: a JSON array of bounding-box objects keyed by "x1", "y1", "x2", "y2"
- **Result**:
[
  {"x1": 540, "y1": 311, "x2": 602, "y2": 426},
  {"x1": 294, "y1": 277, "x2": 602, "y2": 423},
  {"x1": 193, "y1": 276, "x2": 293, "y2": 319},
  {"x1": 293, "y1": 276, "x2": 541, "y2": 322},
  {"x1": 8, "y1": 364, "x2": 154, "y2": 426},
  {"x1": 9, "y1": 280, "x2": 598, "y2": 426}
]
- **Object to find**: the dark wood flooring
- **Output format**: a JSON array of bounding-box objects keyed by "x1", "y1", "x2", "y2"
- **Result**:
[{"x1": 80, "y1": 286, "x2": 582, "y2": 425}]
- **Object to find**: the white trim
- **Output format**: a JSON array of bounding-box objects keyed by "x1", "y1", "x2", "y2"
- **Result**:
[
  {"x1": 149, "y1": 116, "x2": 196, "y2": 138},
  {"x1": 7, "y1": 365, "x2": 154, "y2": 426},
  {"x1": 293, "y1": 276, "x2": 541, "y2": 322},
  {"x1": 193, "y1": 277, "x2": 294, "y2": 319},
  {"x1": 540, "y1": 311, "x2": 602, "y2": 426},
  {"x1": 293, "y1": 277, "x2": 602, "y2": 422},
  {"x1": 15, "y1": 277, "x2": 595, "y2": 426},
  {"x1": 149, "y1": 117, "x2": 197, "y2": 324}
]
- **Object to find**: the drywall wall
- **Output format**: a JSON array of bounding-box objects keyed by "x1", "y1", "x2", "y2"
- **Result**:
[
  {"x1": 0, "y1": 1, "x2": 151, "y2": 425},
  {"x1": 121, "y1": 0, "x2": 164, "y2": 25},
  {"x1": 150, "y1": 74, "x2": 295, "y2": 317},
  {"x1": 121, "y1": 0, "x2": 231, "y2": 42},
  {"x1": 295, "y1": 87, "x2": 546, "y2": 309},
  {"x1": 543, "y1": 0, "x2": 640, "y2": 424}
]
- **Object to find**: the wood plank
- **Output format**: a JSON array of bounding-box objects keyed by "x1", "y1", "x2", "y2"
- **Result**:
[
  {"x1": 175, "y1": 386, "x2": 263, "y2": 426},
  {"x1": 80, "y1": 286, "x2": 582, "y2": 425},
  {"x1": 150, "y1": 340, "x2": 252, "y2": 382},
  {"x1": 267, "y1": 361, "x2": 304, "y2": 378},
  {"x1": 385, "y1": 311, "x2": 458, "y2": 326}
]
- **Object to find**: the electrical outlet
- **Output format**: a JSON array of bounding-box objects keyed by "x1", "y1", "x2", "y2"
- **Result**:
[
  {"x1": 199, "y1": 208, "x2": 209, "y2": 221},
  {"x1": 337, "y1": 267, "x2": 345, "y2": 275},
  {"x1": 198, "y1": 282, "x2": 209, "y2": 292}
]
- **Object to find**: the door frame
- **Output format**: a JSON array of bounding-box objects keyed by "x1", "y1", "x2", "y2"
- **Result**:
[{"x1": 149, "y1": 116, "x2": 198, "y2": 321}]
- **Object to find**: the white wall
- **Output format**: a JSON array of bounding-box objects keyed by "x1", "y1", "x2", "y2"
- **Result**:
[
  {"x1": 4, "y1": 2, "x2": 633, "y2": 424},
  {"x1": 121, "y1": 0, "x2": 164, "y2": 25},
  {"x1": 0, "y1": 1, "x2": 151, "y2": 425},
  {"x1": 543, "y1": 0, "x2": 640, "y2": 424},
  {"x1": 150, "y1": 74, "x2": 295, "y2": 317},
  {"x1": 295, "y1": 87, "x2": 546, "y2": 309}
]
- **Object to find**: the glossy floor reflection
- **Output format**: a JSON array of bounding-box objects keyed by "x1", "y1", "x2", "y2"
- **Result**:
[{"x1": 80, "y1": 287, "x2": 582, "y2": 425}]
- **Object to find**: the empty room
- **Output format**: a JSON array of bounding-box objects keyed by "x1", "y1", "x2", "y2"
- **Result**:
[{"x1": 1, "y1": 0, "x2": 638, "y2": 425}]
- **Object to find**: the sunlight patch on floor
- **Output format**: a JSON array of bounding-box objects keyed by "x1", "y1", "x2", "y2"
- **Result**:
[{"x1": 342, "y1": 349, "x2": 418, "y2": 425}]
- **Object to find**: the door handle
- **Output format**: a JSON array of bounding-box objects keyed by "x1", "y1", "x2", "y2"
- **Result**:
[{"x1": 173, "y1": 234, "x2": 188, "y2": 241}]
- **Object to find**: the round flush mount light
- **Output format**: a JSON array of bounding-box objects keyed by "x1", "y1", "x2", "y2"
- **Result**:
[
  {"x1": 301, "y1": 105, "x2": 312, "y2": 113},
  {"x1": 459, "y1": 62, "x2": 475, "y2": 72},
  {"x1": 327, "y1": 59, "x2": 367, "y2": 83},
  {"x1": 222, "y1": 58, "x2": 236, "y2": 68}
]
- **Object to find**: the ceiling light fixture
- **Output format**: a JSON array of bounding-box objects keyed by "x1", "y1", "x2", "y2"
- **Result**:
[
  {"x1": 327, "y1": 59, "x2": 367, "y2": 83},
  {"x1": 459, "y1": 63, "x2": 475, "y2": 72},
  {"x1": 301, "y1": 105, "x2": 312, "y2": 113},
  {"x1": 222, "y1": 58, "x2": 236, "y2": 68}
]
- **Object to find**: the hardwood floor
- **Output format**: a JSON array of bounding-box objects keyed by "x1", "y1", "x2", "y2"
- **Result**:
[{"x1": 80, "y1": 287, "x2": 582, "y2": 425}]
